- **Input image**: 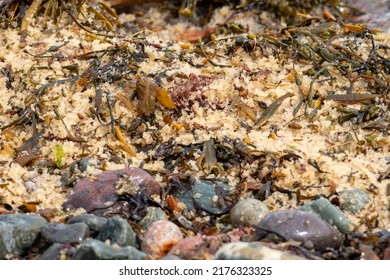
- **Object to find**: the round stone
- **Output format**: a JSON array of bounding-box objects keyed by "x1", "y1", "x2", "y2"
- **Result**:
[
  {"x1": 139, "y1": 207, "x2": 168, "y2": 229},
  {"x1": 97, "y1": 216, "x2": 136, "y2": 247},
  {"x1": 41, "y1": 223, "x2": 90, "y2": 244},
  {"x1": 67, "y1": 214, "x2": 108, "y2": 237},
  {"x1": 339, "y1": 189, "x2": 371, "y2": 213},
  {"x1": 255, "y1": 210, "x2": 343, "y2": 250},
  {"x1": 142, "y1": 220, "x2": 183, "y2": 259},
  {"x1": 230, "y1": 198, "x2": 269, "y2": 227}
]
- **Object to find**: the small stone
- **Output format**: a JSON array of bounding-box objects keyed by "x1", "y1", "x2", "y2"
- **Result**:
[
  {"x1": 0, "y1": 222, "x2": 15, "y2": 259},
  {"x1": 192, "y1": 180, "x2": 231, "y2": 215},
  {"x1": 142, "y1": 220, "x2": 183, "y2": 259},
  {"x1": 139, "y1": 207, "x2": 168, "y2": 229},
  {"x1": 215, "y1": 242, "x2": 304, "y2": 260},
  {"x1": 63, "y1": 168, "x2": 161, "y2": 215},
  {"x1": 39, "y1": 243, "x2": 66, "y2": 260},
  {"x1": 339, "y1": 189, "x2": 370, "y2": 213},
  {"x1": 300, "y1": 197, "x2": 351, "y2": 233},
  {"x1": 230, "y1": 198, "x2": 269, "y2": 227},
  {"x1": 255, "y1": 210, "x2": 343, "y2": 250},
  {"x1": 67, "y1": 214, "x2": 108, "y2": 237},
  {"x1": 41, "y1": 223, "x2": 90, "y2": 244},
  {"x1": 72, "y1": 239, "x2": 146, "y2": 260},
  {"x1": 0, "y1": 214, "x2": 47, "y2": 257},
  {"x1": 97, "y1": 216, "x2": 136, "y2": 247}
]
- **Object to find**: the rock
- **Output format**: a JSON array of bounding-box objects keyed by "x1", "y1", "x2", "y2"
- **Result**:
[
  {"x1": 339, "y1": 189, "x2": 370, "y2": 213},
  {"x1": 62, "y1": 168, "x2": 161, "y2": 216},
  {"x1": 255, "y1": 210, "x2": 343, "y2": 250},
  {"x1": 41, "y1": 223, "x2": 90, "y2": 244},
  {"x1": 215, "y1": 242, "x2": 305, "y2": 260},
  {"x1": 72, "y1": 239, "x2": 146, "y2": 260},
  {"x1": 0, "y1": 214, "x2": 47, "y2": 257},
  {"x1": 0, "y1": 222, "x2": 15, "y2": 259},
  {"x1": 192, "y1": 180, "x2": 232, "y2": 215},
  {"x1": 230, "y1": 198, "x2": 269, "y2": 227},
  {"x1": 97, "y1": 216, "x2": 136, "y2": 247},
  {"x1": 142, "y1": 220, "x2": 183, "y2": 259},
  {"x1": 139, "y1": 207, "x2": 168, "y2": 229},
  {"x1": 39, "y1": 243, "x2": 66, "y2": 260},
  {"x1": 67, "y1": 214, "x2": 108, "y2": 237},
  {"x1": 300, "y1": 197, "x2": 351, "y2": 233}
]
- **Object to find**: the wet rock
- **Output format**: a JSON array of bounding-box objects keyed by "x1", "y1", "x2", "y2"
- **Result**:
[
  {"x1": 67, "y1": 214, "x2": 108, "y2": 237},
  {"x1": 139, "y1": 207, "x2": 168, "y2": 229},
  {"x1": 72, "y1": 239, "x2": 146, "y2": 260},
  {"x1": 0, "y1": 214, "x2": 47, "y2": 257},
  {"x1": 255, "y1": 210, "x2": 343, "y2": 250},
  {"x1": 62, "y1": 168, "x2": 161, "y2": 217},
  {"x1": 215, "y1": 242, "x2": 305, "y2": 260},
  {"x1": 230, "y1": 198, "x2": 269, "y2": 227},
  {"x1": 97, "y1": 216, "x2": 136, "y2": 247},
  {"x1": 39, "y1": 243, "x2": 66, "y2": 260},
  {"x1": 192, "y1": 180, "x2": 232, "y2": 215},
  {"x1": 142, "y1": 220, "x2": 183, "y2": 259},
  {"x1": 339, "y1": 189, "x2": 370, "y2": 213},
  {"x1": 41, "y1": 223, "x2": 90, "y2": 244},
  {"x1": 300, "y1": 197, "x2": 351, "y2": 233}
]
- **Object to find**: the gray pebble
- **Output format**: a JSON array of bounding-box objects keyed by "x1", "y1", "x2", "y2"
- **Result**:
[
  {"x1": 0, "y1": 214, "x2": 47, "y2": 257},
  {"x1": 214, "y1": 242, "x2": 304, "y2": 260},
  {"x1": 300, "y1": 197, "x2": 351, "y2": 233},
  {"x1": 139, "y1": 207, "x2": 168, "y2": 229},
  {"x1": 39, "y1": 243, "x2": 65, "y2": 260},
  {"x1": 97, "y1": 216, "x2": 136, "y2": 247},
  {"x1": 72, "y1": 239, "x2": 146, "y2": 260},
  {"x1": 67, "y1": 214, "x2": 108, "y2": 236},
  {"x1": 192, "y1": 180, "x2": 231, "y2": 215},
  {"x1": 340, "y1": 189, "x2": 371, "y2": 213},
  {"x1": 255, "y1": 210, "x2": 343, "y2": 250},
  {"x1": 0, "y1": 222, "x2": 15, "y2": 259},
  {"x1": 230, "y1": 198, "x2": 269, "y2": 227},
  {"x1": 41, "y1": 223, "x2": 90, "y2": 244}
]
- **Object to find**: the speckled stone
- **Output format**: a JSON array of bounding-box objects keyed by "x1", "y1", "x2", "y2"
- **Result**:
[
  {"x1": 339, "y1": 189, "x2": 371, "y2": 213},
  {"x1": 67, "y1": 214, "x2": 108, "y2": 237},
  {"x1": 41, "y1": 223, "x2": 90, "y2": 244},
  {"x1": 215, "y1": 242, "x2": 305, "y2": 260},
  {"x1": 63, "y1": 168, "x2": 161, "y2": 214},
  {"x1": 230, "y1": 198, "x2": 269, "y2": 227},
  {"x1": 142, "y1": 220, "x2": 183, "y2": 259},
  {"x1": 72, "y1": 239, "x2": 146, "y2": 260},
  {"x1": 139, "y1": 207, "x2": 168, "y2": 229},
  {"x1": 192, "y1": 180, "x2": 232, "y2": 215},
  {"x1": 97, "y1": 216, "x2": 136, "y2": 247},
  {"x1": 300, "y1": 197, "x2": 351, "y2": 233},
  {"x1": 0, "y1": 214, "x2": 47, "y2": 257},
  {"x1": 255, "y1": 210, "x2": 343, "y2": 250}
]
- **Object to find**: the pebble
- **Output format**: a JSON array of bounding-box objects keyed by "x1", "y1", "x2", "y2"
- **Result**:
[
  {"x1": 300, "y1": 197, "x2": 351, "y2": 233},
  {"x1": 67, "y1": 214, "x2": 108, "y2": 237},
  {"x1": 215, "y1": 242, "x2": 305, "y2": 260},
  {"x1": 97, "y1": 216, "x2": 136, "y2": 247},
  {"x1": 39, "y1": 243, "x2": 68, "y2": 260},
  {"x1": 255, "y1": 210, "x2": 343, "y2": 250},
  {"x1": 63, "y1": 168, "x2": 161, "y2": 215},
  {"x1": 339, "y1": 189, "x2": 370, "y2": 213},
  {"x1": 72, "y1": 239, "x2": 146, "y2": 260},
  {"x1": 192, "y1": 180, "x2": 232, "y2": 215},
  {"x1": 230, "y1": 198, "x2": 269, "y2": 227},
  {"x1": 139, "y1": 207, "x2": 168, "y2": 229},
  {"x1": 41, "y1": 223, "x2": 90, "y2": 244},
  {"x1": 142, "y1": 220, "x2": 183, "y2": 259},
  {"x1": 0, "y1": 214, "x2": 47, "y2": 258}
]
